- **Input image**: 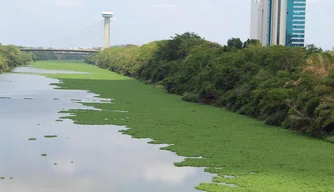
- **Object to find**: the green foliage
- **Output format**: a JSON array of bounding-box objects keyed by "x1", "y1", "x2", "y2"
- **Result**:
[
  {"x1": 182, "y1": 92, "x2": 199, "y2": 103},
  {"x1": 225, "y1": 37, "x2": 243, "y2": 51},
  {"x1": 265, "y1": 110, "x2": 287, "y2": 126},
  {"x1": 242, "y1": 38, "x2": 261, "y2": 48},
  {"x1": 0, "y1": 55, "x2": 9, "y2": 72},
  {"x1": 305, "y1": 44, "x2": 323, "y2": 56},
  {"x1": 0, "y1": 44, "x2": 33, "y2": 73},
  {"x1": 325, "y1": 135, "x2": 334, "y2": 143},
  {"x1": 29, "y1": 51, "x2": 57, "y2": 60},
  {"x1": 85, "y1": 32, "x2": 334, "y2": 140},
  {"x1": 30, "y1": 51, "x2": 87, "y2": 61},
  {"x1": 154, "y1": 32, "x2": 204, "y2": 61},
  {"x1": 85, "y1": 53, "x2": 98, "y2": 64}
]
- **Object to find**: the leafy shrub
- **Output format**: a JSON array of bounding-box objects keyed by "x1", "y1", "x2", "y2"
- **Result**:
[
  {"x1": 324, "y1": 135, "x2": 334, "y2": 143},
  {"x1": 265, "y1": 111, "x2": 287, "y2": 126},
  {"x1": 182, "y1": 92, "x2": 199, "y2": 103},
  {"x1": 0, "y1": 44, "x2": 33, "y2": 73}
]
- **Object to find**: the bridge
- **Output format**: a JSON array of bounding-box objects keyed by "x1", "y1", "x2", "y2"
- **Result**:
[{"x1": 20, "y1": 48, "x2": 99, "y2": 55}]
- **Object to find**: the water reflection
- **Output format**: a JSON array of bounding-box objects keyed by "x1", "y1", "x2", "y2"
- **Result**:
[
  {"x1": 12, "y1": 67, "x2": 90, "y2": 74},
  {"x1": 0, "y1": 67, "x2": 212, "y2": 191}
]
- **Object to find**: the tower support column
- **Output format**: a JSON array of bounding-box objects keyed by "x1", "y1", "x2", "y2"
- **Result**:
[
  {"x1": 102, "y1": 12, "x2": 113, "y2": 49},
  {"x1": 104, "y1": 17, "x2": 111, "y2": 48}
]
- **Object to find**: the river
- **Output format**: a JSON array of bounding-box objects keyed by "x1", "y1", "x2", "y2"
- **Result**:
[{"x1": 0, "y1": 67, "x2": 212, "y2": 192}]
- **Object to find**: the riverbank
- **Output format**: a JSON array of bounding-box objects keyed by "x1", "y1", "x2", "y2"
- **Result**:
[
  {"x1": 86, "y1": 34, "x2": 334, "y2": 142},
  {"x1": 30, "y1": 60, "x2": 334, "y2": 192},
  {"x1": 0, "y1": 44, "x2": 34, "y2": 73}
]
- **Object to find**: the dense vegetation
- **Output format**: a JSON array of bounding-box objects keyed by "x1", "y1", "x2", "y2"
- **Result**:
[
  {"x1": 29, "y1": 51, "x2": 87, "y2": 61},
  {"x1": 30, "y1": 51, "x2": 57, "y2": 61},
  {"x1": 86, "y1": 32, "x2": 334, "y2": 142},
  {"x1": 0, "y1": 43, "x2": 34, "y2": 73}
]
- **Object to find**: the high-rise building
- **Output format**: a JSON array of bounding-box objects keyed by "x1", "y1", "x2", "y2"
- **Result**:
[
  {"x1": 250, "y1": 0, "x2": 306, "y2": 47},
  {"x1": 286, "y1": 0, "x2": 306, "y2": 47},
  {"x1": 250, "y1": 0, "x2": 262, "y2": 40}
]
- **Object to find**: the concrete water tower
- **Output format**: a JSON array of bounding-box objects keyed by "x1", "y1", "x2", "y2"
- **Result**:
[{"x1": 102, "y1": 12, "x2": 113, "y2": 49}]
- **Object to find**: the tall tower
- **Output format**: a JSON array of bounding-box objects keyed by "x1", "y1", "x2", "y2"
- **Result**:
[{"x1": 102, "y1": 12, "x2": 113, "y2": 49}]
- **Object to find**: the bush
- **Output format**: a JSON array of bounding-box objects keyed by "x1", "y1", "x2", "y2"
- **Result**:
[
  {"x1": 265, "y1": 111, "x2": 287, "y2": 126},
  {"x1": 182, "y1": 92, "x2": 199, "y2": 103},
  {"x1": 325, "y1": 135, "x2": 334, "y2": 143},
  {"x1": 0, "y1": 44, "x2": 33, "y2": 72}
]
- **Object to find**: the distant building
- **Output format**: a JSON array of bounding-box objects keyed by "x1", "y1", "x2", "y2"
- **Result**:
[{"x1": 250, "y1": 0, "x2": 306, "y2": 47}]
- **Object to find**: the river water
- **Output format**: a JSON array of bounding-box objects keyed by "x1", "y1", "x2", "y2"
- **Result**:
[{"x1": 0, "y1": 67, "x2": 212, "y2": 192}]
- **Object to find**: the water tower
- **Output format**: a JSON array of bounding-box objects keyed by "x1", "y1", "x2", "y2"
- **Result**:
[{"x1": 102, "y1": 12, "x2": 113, "y2": 49}]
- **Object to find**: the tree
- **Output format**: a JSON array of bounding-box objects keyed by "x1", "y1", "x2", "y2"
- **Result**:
[
  {"x1": 0, "y1": 43, "x2": 33, "y2": 72},
  {"x1": 305, "y1": 44, "x2": 323, "y2": 56},
  {"x1": 243, "y1": 39, "x2": 261, "y2": 48},
  {"x1": 225, "y1": 38, "x2": 243, "y2": 51},
  {"x1": 154, "y1": 32, "x2": 204, "y2": 61}
]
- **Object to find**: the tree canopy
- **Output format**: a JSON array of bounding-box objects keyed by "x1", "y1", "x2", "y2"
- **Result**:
[{"x1": 0, "y1": 44, "x2": 34, "y2": 73}]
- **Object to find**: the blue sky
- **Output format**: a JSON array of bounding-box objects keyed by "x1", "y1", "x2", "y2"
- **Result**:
[{"x1": 1, "y1": 0, "x2": 333, "y2": 50}]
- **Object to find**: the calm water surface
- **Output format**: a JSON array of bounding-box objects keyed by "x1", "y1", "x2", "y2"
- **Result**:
[
  {"x1": 0, "y1": 67, "x2": 212, "y2": 192},
  {"x1": 13, "y1": 67, "x2": 90, "y2": 74}
]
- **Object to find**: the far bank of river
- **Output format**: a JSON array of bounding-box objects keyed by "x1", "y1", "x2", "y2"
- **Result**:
[{"x1": 6, "y1": 60, "x2": 334, "y2": 192}]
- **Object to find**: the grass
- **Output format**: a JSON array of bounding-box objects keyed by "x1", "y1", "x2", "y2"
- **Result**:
[
  {"x1": 41, "y1": 153, "x2": 47, "y2": 156},
  {"x1": 28, "y1": 138, "x2": 37, "y2": 141},
  {"x1": 29, "y1": 60, "x2": 334, "y2": 192}
]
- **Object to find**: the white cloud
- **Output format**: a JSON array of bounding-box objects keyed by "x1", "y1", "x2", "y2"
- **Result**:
[{"x1": 143, "y1": 163, "x2": 197, "y2": 183}]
